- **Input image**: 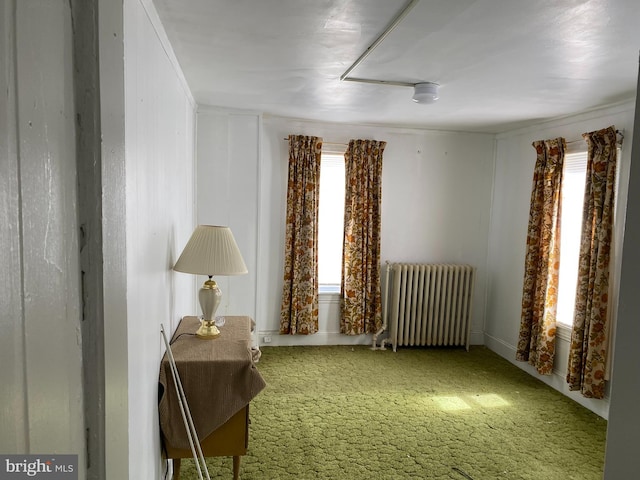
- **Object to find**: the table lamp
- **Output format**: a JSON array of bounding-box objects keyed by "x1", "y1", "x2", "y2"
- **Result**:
[{"x1": 173, "y1": 225, "x2": 248, "y2": 339}]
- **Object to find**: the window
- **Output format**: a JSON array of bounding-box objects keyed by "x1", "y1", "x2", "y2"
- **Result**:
[
  {"x1": 318, "y1": 153, "x2": 345, "y2": 293},
  {"x1": 556, "y1": 152, "x2": 587, "y2": 327},
  {"x1": 557, "y1": 145, "x2": 621, "y2": 329}
]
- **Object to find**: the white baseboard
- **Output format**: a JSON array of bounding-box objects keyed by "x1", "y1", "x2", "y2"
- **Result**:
[
  {"x1": 469, "y1": 330, "x2": 484, "y2": 346},
  {"x1": 257, "y1": 329, "x2": 486, "y2": 349},
  {"x1": 257, "y1": 330, "x2": 375, "y2": 347},
  {"x1": 483, "y1": 332, "x2": 609, "y2": 419}
]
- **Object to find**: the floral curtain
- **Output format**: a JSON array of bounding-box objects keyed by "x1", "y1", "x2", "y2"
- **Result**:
[
  {"x1": 516, "y1": 138, "x2": 566, "y2": 375},
  {"x1": 280, "y1": 135, "x2": 323, "y2": 335},
  {"x1": 340, "y1": 139, "x2": 386, "y2": 335},
  {"x1": 566, "y1": 126, "x2": 618, "y2": 399}
]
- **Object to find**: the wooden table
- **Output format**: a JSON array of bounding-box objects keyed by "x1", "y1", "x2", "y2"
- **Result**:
[{"x1": 158, "y1": 316, "x2": 266, "y2": 479}]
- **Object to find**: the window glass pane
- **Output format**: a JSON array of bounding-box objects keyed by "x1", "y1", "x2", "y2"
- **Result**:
[
  {"x1": 318, "y1": 154, "x2": 345, "y2": 286},
  {"x1": 557, "y1": 152, "x2": 587, "y2": 326}
]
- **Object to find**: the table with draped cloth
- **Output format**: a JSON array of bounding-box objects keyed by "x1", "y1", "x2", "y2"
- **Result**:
[{"x1": 158, "y1": 316, "x2": 266, "y2": 477}]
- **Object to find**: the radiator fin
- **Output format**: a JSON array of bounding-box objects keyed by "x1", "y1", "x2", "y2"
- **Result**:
[{"x1": 386, "y1": 263, "x2": 475, "y2": 352}]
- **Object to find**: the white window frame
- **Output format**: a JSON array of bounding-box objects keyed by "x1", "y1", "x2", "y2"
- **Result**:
[
  {"x1": 318, "y1": 151, "x2": 345, "y2": 294},
  {"x1": 556, "y1": 151, "x2": 588, "y2": 337},
  {"x1": 556, "y1": 145, "x2": 621, "y2": 341}
]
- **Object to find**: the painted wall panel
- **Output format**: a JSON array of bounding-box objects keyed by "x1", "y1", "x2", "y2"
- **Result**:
[
  {"x1": 226, "y1": 114, "x2": 259, "y2": 320},
  {"x1": 0, "y1": 0, "x2": 85, "y2": 471},
  {"x1": 0, "y1": 0, "x2": 28, "y2": 454},
  {"x1": 122, "y1": 0, "x2": 196, "y2": 478},
  {"x1": 196, "y1": 110, "x2": 260, "y2": 324}
]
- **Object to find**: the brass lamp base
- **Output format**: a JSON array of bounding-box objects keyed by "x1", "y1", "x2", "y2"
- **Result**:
[
  {"x1": 196, "y1": 278, "x2": 222, "y2": 339},
  {"x1": 196, "y1": 319, "x2": 221, "y2": 339}
]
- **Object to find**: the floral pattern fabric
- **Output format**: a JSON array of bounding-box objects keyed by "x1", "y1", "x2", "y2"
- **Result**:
[
  {"x1": 340, "y1": 139, "x2": 386, "y2": 335},
  {"x1": 280, "y1": 135, "x2": 323, "y2": 335},
  {"x1": 566, "y1": 126, "x2": 618, "y2": 399},
  {"x1": 516, "y1": 138, "x2": 565, "y2": 375}
]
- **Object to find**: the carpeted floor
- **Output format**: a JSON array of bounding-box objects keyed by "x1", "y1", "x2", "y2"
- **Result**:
[{"x1": 176, "y1": 345, "x2": 607, "y2": 479}]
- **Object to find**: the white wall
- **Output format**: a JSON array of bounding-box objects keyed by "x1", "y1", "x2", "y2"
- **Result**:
[
  {"x1": 123, "y1": 0, "x2": 197, "y2": 478},
  {"x1": 0, "y1": 0, "x2": 85, "y2": 474},
  {"x1": 604, "y1": 69, "x2": 640, "y2": 480},
  {"x1": 484, "y1": 101, "x2": 636, "y2": 418},
  {"x1": 99, "y1": 0, "x2": 197, "y2": 478},
  {"x1": 195, "y1": 113, "x2": 495, "y2": 348},
  {"x1": 254, "y1": 116, "x2": 495, "y2": 346},
  {"x1": 196, "y1": 108, "x2": 261, "y2": 326}
]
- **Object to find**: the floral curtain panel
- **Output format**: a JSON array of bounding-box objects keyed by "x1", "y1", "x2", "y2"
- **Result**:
[
  {"x1": 280, "y1": 135, "x2": 323, "y2": 335},
  {"x1": 567, "y1": 126, "x2": 618, "y2": 399},
  {"x1": 516, "y1": 138, "x2": 566, "y2": 375},
  {"x1": 340, "y1": 139, "x2": 386, "y2": 335}
]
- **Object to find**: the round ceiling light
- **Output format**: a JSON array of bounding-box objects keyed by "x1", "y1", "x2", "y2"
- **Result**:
[{"x1": 412, "y1": 82, "x2": 439, "y2": 104}]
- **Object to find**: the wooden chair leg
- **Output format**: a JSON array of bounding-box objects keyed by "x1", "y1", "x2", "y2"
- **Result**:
[
  {"x1": 233, "y1": 456, "x2": 241, "y2": 480},
  {"x1": 173, "y1": 458, "x2": 181, "y2": 480}
]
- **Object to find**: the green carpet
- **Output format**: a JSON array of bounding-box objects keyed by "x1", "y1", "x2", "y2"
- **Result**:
[{"x1": 177, "y1": 345, "x2": 607, "y2": 479}]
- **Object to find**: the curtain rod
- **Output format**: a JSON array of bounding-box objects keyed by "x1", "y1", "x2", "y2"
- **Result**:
[
  {"x1": 283, "y1": 138, "x2": 348, "y2": 147},
  {"x1": 565, "y1": 129, "x2": 624, "y2": 146},
  {"x1": 284, "y1": 130, "x2": 624, "y2": 148}
]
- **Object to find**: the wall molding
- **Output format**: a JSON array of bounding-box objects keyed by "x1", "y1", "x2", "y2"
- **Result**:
[
  {"x1": 258, "y1": 330, "x2": 374, "y2": 348},
  {"x1": 257, "y1": 329, "x2": 485, "y2": 349},
  {"x1": 496, "y1": 100, "x2": 635, "y2": 140},
  {"x1": 264, "y1": 113, "x2": 496, "y2": 138},
  {"x1": 197, "y1": 104, "x2": 264, "y2": 116},
  {"x1": 484, "y1": 333, "x2": 609, "y2": 419}
]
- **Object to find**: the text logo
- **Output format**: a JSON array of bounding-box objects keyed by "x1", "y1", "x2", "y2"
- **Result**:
[{"x1": 0, "y1": 456, "x2": 77, "y2": 479}]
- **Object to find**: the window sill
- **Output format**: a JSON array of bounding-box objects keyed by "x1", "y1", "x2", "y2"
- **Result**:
[
  {"x1": 319, "y1": 285, "x2": 340, "y2": 294},
  {"x1": 319, "y1": 287, "x2": 340, "y2": 304}
]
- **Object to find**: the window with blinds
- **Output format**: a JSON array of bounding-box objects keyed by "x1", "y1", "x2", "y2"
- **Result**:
[
  {"x1": 556, "y1": 152, "x2": 587, "y2": 326},
  {"x1": 318, "y1": 153, "x2": 345, "y2": 292}
]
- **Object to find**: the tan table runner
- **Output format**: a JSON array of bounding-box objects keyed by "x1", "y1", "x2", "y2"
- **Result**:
[{"x1": 158, "y1": 316, "x2": 266, "y2": 450}]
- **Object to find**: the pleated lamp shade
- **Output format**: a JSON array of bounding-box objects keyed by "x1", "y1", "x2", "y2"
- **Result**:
[{"x1": 174, "y1": 225, "x2": 247, "y2": 276}]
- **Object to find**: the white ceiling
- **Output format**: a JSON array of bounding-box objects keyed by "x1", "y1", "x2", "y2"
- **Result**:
[{"x1": 152, "y1": 0, "x2": 640, "y2": 133}]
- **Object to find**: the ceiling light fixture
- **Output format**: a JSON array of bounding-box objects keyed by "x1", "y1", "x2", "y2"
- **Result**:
[
  {"x1": 342, "y1": 78, "x2": 441, "y2": 104},
  {"x1": 412, "y1": 82, "x2": 440, "y2": 104}
]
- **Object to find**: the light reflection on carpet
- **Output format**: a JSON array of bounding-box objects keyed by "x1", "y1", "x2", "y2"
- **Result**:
[{"x1": 433, "y1": 396, "x2": 473, "y2": 411}]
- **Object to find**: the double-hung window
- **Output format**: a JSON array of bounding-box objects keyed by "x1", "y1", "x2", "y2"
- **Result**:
[
  {"x1": 556, "y1": 151, "x2": 588, "y2": 328},
  {"x1": 318, "y1": 153, "x2": 345, "y2": 294},
  {"x1": 556, "y1": 145, "x2": 620, "y2": 330}
]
